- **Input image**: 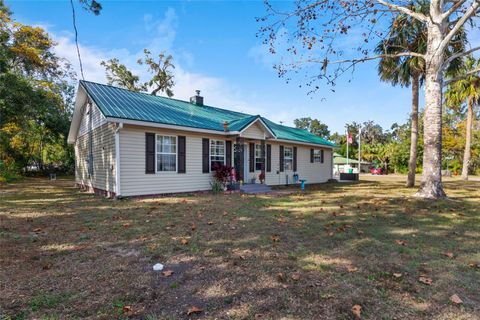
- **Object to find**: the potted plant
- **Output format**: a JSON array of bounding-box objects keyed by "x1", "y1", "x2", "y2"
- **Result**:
[{"x1": 258, "y1": 172, "x2": 265, "y2": 184}]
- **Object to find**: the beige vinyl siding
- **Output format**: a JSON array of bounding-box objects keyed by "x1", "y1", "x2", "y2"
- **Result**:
[
  {"x1": 265, "y1": 142, "x2": 332, "y2": 186},
  {"x1": 77, "y1": 102, "x2": 107, "y2": 138},
  {"x1": 74, "y1": 122, "x2": 116, "y2": 192},
  {"x1": 241, "y1": 122, "x2": 265, "y2": 139},
  {"x1": 119, "y1": 125, "x2": 233, "y2": 196}
]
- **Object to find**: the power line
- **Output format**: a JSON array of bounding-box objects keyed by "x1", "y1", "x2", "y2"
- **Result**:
[{"x1": 70, "y1": 0, "x2": 85, "y2": 80}]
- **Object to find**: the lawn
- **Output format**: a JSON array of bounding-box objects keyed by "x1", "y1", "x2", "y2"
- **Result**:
[{"x1": 1, "y1": 176, "x2": 479, "y2": 320}]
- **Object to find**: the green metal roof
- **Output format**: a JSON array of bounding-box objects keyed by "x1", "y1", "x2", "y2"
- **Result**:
[{"x1": 80, "y1": 80, "x2": 335, "y2": 147}]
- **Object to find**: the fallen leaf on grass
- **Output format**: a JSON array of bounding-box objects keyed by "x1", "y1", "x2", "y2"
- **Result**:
[
  {"x1": 347, "y1": 266, "x2": 358, "y2": 272},
  {"x1": 122, "y1": 223, "x2": 131, "y2": 228},
  {"x1": 270, "y1": 235, "x2": 280, "y2": 242},
  {"x1": 291, "y1": 272, "x2": 301, "y2": 281},
  {"x1": 207, "y1": 221, "x2": 213, "y2": 225},
  {"x1": 395, "y1": 240, "x2": 408, "y2": 246},
  {"x1": 419, "y1": 276, "x2": 433, "y2": 285},
  {"x1": 122, "y1": 305, "x2": 132, "y2": 314},
  {"x1": 180, "y1": 238, "x2": 189, "y2": 245},
  {"x1": 443, "y1": 252, "x2": 454, "y2": 259},
  {"x1": 162, "y1": 270, "x2": 174, "y2": 277},
  {"x1": 468, "y1": 262, "x2": 480, "y2": 269},
  {"x1": 191, "y1": 224, "x2": 196, "y2": 231},
  {"x1": 33, "y1": 228, "x2": 42, "y2": 233},
  {"x1": 277, "y1": 272, "x2": 285, "y2": 282},
  {"x1": 449, "y1": 294, "x2": 463, "y2": 304},
  {"x1": 392, "y1": 273, "x2": 403, "y2": 278},
  {"x1": 352, "y1": 304, "x2": 362, "y2": 318},
  {"x1": 187, "y1": 306, "x2": 203, "y2": 316}
]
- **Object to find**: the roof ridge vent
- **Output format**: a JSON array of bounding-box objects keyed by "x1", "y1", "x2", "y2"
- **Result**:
[{"x1": 190, "y1": 90, "x2": 204, "y2": 106}]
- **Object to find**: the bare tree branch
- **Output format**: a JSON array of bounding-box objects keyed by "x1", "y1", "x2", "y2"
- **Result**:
[
  {"x1": 321, "y1": 52, "x2": 425, "y2": 65},
  {"x1": 443, "y1": 46, "x2": 480, "y2": 68},
  {"x1": 440, "y1": 0, "x2": 480, "y2": 53},
  {"x1": 376, "y1": 0, "x2": 428, "y2": 22},
  {"x1": 444, "y1": 66, "x2": 480, "y2": 85},
  {"x1": 442, "y1": 0, "x2": 469, "y2": 20}
]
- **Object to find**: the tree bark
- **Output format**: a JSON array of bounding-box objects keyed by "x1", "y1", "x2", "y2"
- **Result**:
[
  {"x1": 415, "y1": 16, "x2": 447, "y2": 199},
  {"x1": 406, "y1": 74, "x2": 419, "y2": 187},
  {"x1": 461, "y1": 96, "x2": 473, "y2": 180}
]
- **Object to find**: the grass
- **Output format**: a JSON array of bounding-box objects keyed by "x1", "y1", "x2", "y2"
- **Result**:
[{"x1": 0, "y1": 175, "x2": 479, "y2": 319}]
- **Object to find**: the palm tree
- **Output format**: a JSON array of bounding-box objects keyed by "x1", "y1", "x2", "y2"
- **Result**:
[
  {"x1": 445, "y1": 57, "x2": 480, "y2": 180},
  {"x1": 375, "y1": 1, "x2": 427, "y2": 188}
]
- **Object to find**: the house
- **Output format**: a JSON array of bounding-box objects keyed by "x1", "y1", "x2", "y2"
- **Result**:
[
  {"x1": 333, "y1": 153, "x2": 371, "y2": 175},
  {"x1": 67, "y1": 80, "x2": 335, "y2": 197}
]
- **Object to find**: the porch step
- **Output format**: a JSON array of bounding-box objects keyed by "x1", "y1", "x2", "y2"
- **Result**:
[{"x1": 240, "y1": 183, "x2": 272, "y2": 194}]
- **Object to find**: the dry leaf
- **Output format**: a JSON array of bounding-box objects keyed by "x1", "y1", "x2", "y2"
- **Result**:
[
  {"x1": 395, "y1": 240, "x2": 407, "y2": 246},
  {"x1": 351, "y1": 304, "x2": 362, "y2": 318},
  {"x1": 347, "y1": 266, "x2": 358, "y2": 272},
  {"x1": 444, "y1": 252, "x2": 454, "y2": 258},
  {"x1": 191, "y1": 224, "x2": 196, "y2": 231},
  {"x1": 162, "y1": 270, "x2": 174, "y2": 277},
  {"x1": 122, "y1": 223, "x2": 131, "y2": 228},
  {"x1": 187, "y1": 306, "x2": 203, "y2": 316},
  {"x1": 392, "y1": 273, "x2": 402, "y2": 278},
  {"x1": 122, "y1": 305, "x2": 132, "y2": 313},
  {"x1": 419, "y1": 276, "x2": 433, "y2": 285},
  {"x1": 270, "y1": 235, "x2": 280, "y2": 242},
  {"x1": 207, "y1": 221, "x2": 213, "y2": 225},
  {"x1": 449, "y1": 294, "x2": 463, "y2": 304},
  {"x1": 180, "y1": 238, "x2": 189, "y2": 245},
  {"x1": 33, "y1": 228, "x2": 42, "y2": 233},
  {"x1": 277, "y1": 272, "x2": 285, "y2": 282},
  {"x1": 291, "y1": 272, "x2": 301, "y2": 281}
]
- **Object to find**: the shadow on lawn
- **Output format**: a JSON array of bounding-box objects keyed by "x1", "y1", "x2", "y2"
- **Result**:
[{"x1": 1, "y1": 178, "x2": 479, "y2": 319}]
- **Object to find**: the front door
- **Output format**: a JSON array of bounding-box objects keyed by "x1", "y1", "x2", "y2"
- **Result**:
[{"x1": 233, "y1": 143, "x2": 244, "y2": 181}]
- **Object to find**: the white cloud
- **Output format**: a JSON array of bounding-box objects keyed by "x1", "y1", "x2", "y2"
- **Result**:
[{"x1": 49, "y1": 7, "x2": 267, "y2": 117}]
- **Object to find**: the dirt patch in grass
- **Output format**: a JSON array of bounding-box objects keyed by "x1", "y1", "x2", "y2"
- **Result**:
[{"x1": 1, "y1": 176, "x2": 479, "y2": 319}]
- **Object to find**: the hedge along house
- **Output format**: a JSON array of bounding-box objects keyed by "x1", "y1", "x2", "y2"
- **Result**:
[{"x1": 67, "y1": 80, "x2": 335, "y2": 197}]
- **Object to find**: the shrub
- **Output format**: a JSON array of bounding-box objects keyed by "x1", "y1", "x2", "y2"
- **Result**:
[
  {"x1": 0, "y1": 159, "x2": 21, "y2": 183},
  {"x1": 212, "y1": 163, "x2": 232, "y2": 184},
  {"x1": 210, "y1": 180, "x2": 224, "y2": 194}
]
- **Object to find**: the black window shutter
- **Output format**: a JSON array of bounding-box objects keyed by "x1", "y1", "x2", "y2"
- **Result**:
[
  {"x1": 249, "y1": 143, "x2": 255, "y2": 172},
  {"x1": 321, "y1": 149, "x2": 324, "y2": 163},
  {"x1": 202, "y1": 138, "x2": 210, "y2": 173},
  {"x1": 145, "y1": 132, "x2": 155, "y2": 174},
  {"x1": 310, "y1": 149, "x2": 314, "y2": 163},
  {"x1": 279, "y1": 145, "x2": 284, "y2": 172},
  {"x1": 225, "y1": 140, "x2": 232, "y2": 167},
  {"x1": 293, "y1": 147, "x2": 298, "y2": 172},
  {"x1": 178, "y1": 136, "x2": 186, "y2": 173},
  {"x1": 266, "y1": 144, "x2": 271, "y2": 172}
]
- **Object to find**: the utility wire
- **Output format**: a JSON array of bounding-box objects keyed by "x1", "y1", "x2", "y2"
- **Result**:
[{"x1": 70, "y1": 0, "x2": 85, "y2": 80}]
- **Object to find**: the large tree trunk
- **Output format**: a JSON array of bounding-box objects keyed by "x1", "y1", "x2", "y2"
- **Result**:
[
  {"x1": 415, "y1": 18, "x2": 446, "y2": 199},
  {"x1": 461, "y1": 96, "x2": 473, "y2": 180},
  {"x1": 406, "y1": 74, "x2": 419, "y2": 187}
]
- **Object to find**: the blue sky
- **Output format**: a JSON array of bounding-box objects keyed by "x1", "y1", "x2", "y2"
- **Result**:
[{"x1": 8, "y1": 0, "x2": 416, "y2": 134}]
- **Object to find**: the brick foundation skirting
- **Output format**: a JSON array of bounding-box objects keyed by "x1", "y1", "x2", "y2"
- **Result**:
[{"x1": 76, "y1": 183, "x2": 116, "y2": 198}]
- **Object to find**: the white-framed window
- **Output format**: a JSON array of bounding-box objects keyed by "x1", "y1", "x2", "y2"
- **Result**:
[
  {"x1": 313, "y1": 149, "x2": 324, "y2": 163},
  {"x1": 156, "y1": 135, "x2": 177, "y2": 172},
  {"x1": 284, "y1": 146, "x2": 293, "y2": 171},
  {"x1": 255, "y1": 144, "x2": 263, "y2": 171},
  {"x1": 210, "y1": 139, "x2": 225, "y2": 171}
]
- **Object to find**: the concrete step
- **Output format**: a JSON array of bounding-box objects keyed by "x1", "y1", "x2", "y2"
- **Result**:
[{"x1": 240, "y1": 184, "x2": 272, "y2": 194}]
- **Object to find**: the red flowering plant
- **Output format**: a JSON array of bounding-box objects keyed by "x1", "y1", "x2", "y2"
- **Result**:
[
  {"x1": 212, "y1": 163, "x2": 232, "y2": 185},
  {"x1": 258, "y1": 172, "x2": 265, "y2": 184}
]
